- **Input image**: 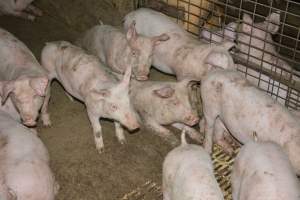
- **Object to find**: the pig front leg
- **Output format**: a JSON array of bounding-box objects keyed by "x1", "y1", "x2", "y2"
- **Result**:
[
  {"x1": 25, "y1": 4, "x2": 43, "y2": 16},
  {"x1": 87, "y1": 110, "x2": 104, "y2": 153},
  {"x1": 144, "y1": 119, "x2": 179, "y2": 146},
  {"x1": 171, "y1": 123, "x2": 203, "y2": 143},
  {"x1": 114, "y1": 122, "x2": 126, "y2": 144},
  {"x1": 203, "y1": 115, "x2": 216, "y2": 154},
  {"x1": 214, "y1": 118, "x2": 234, "y2": 155},
  {"x1": 41, "y1": 85, "x2": 52, "y2": 126}
]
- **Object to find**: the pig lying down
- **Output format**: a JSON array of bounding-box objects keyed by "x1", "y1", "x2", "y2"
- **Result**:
[
  {"x1": 77, "y1": 21, "x2": 169, "y2": 81},
  {"x1": 114, "y1": 72, "x2": 201, "y2": 146},
  {"x1": 0, "y1": 28, "x2": 49, "y2": 127},
  {"x1": 0, "y1": 0, "x2": 42, "y2": 21},
  {"x1": 41, "y1": 41, "x2": 139, "y2": 153},
  {"x1": 231, "y1": 141, "x2": 300, "y2": 200},
  {"x1": 201, "y1": 69, "x2": 300, "y2": 174},
  {"x1": 124, "y1": 8, "x2": 235, "y2": 81},
  {"x1": 163, "y1": 130, "x2": 224, "y2": 200},
  {"x1": 0, "y1": 111, "x2": 58, "y2": 200}
]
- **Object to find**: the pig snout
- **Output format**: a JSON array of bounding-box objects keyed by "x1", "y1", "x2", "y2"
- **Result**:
[
  {"x1": 135, "y1": 69, "x2": 150, "y2": 81},
  {"x1": 21, "y1": 114, "x2": 37, "y2": 127},
  {"x1": 184, "y1": 114, "x2": 199, "y2": 126},
  {"x1": 135, "y1": 75, "x2": 148, "y2": 81},
  {"x1": 124, "y1": 113, "x2": 140, "y2": 131}
]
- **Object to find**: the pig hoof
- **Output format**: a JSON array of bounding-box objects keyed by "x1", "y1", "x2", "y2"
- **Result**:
[
  {"x1": 42, "y1": 114, "x2": 52, "y2": 126},
  {"x1": 119, "y1": 139, "x2": 127, "y2": 145},
  {"x1": 97, "y1": 148, "x2": 104, "y2": 154},
  {"x1": 28, "y1": 15, "x2": 35, "y2": 21}
]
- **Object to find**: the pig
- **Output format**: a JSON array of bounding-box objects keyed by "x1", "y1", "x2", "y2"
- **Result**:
[
  {"x1": 76, "y1": 21, "x2": 170, "y2": 81},
  {"x1": 41, "y1": 41, "x2": 139, "y2": 153},
  {"x1": 163, "y1": 130, "x2": 224, "y2": 200},
  {"x1": 0, "y1": 110, "x2": 58, "y2": 200},
  {"x1": 201, "y1": 69, "x2": 300, "y2": 174},
  {"x1": 231, "y1": 141, "x2": 300, "y2": 200},
  {"x1": 123, "y1": 8, "x2": 235, "y2": 81},
  {"x1": 0, "y1": 28, "x2": 49, "y2": 127},
  {"x1": 236, "y1": 12, "x2": 300, "y2": 105},
  {"x1": 200, "y1": 22, "x2": 238, "y2": 43},
  {"x1": 114, "y1": 72, "x2": 201, "y2": 145},
  {"x1": 0, "y1": 0, "x2": 42, "y2": 21}
]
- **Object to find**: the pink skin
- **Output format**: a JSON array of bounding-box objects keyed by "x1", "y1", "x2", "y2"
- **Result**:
[
  {"x1": 0, "y1": 28, "x2": 48, "y2": 127},
  {"x1": 232, "y1": 142, "x2": 300, "y2": 200},
  {"x1": 0, "y1": 0, "x2": 42, "y2": 21},
  {"x1": 118, "y1": 76, "x2": 201, "y2": 146},
  {"x1": 41, "y1": 41, "x2": 139, "y2": 153},
  {"x1": 0, "y1": 111, "x2": 58, "y2": 200},
  {"x1": 76, "y1": 21, "x2": 169, "y2": 81},
  {"x1": 123, "y1": 8, "x2": 235, "y2": 81},
  {"x1": 201, "y1": 69, "x2": 300, "y2": 174},
  {"x1": 200, "y1": 22, "x2": 238, "y2": 43},
  {"x1": 163, "y1": 131, "x2": 224, "y2": 200}
]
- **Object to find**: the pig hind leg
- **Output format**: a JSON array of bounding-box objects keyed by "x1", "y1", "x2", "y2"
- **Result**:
[
  {"x1": 87, "y1": 110, "x2": 104, "y2": 153},
  {"x1": 144, "y1": 119, "x2": 179, "y2": 146},
  {"x1": 171, "y1": 123, "x2": 203, "y2": 143},
  {"x1": 25, "y1": 4, "x2": 43, "y2": 16},
  {"x1": 114, "y1": 122, "x2": 126, "y2": 144}
]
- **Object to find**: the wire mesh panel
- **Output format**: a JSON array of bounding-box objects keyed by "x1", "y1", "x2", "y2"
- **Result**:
[{"x1": 137, "y1": 0, "x2": 300, "y2": 110}]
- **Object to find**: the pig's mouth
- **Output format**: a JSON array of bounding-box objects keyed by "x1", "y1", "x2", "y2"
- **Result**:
[
  {"x1": 22, "y1": 119, "x2": 37, "y2": 127},
  {"x1": 126, "y1": 123, "x2": 140, "y2": 131},
  {"x1": 135, "y1": 74, "x2": 148, "y2": 81}
]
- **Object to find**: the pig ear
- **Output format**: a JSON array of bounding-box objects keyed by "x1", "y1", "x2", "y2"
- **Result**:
[
  {"x1": 120, "y1": 66, "x2": 132, "y2": 88},
  {"x1": 265, "y1": 12, "x2": 280, "y2": 34},
  {"x1": 91, "y1": 89, "x2": 111, "y2": 100},
  {"x1": 153, "y1": 86, "x2": 175, "y2": 98},
  {"x1": 126, "y1": 21, "x2": 137, "y2": 42},
  {"x1": 242, "y1": 14, "x2": 253, "y2": 34},
  {"x1": 30, "y1": 76, "x2": 49, "y2": 96},
  {"x1": 0, "y1": 81, "x2": 14, "y2": 104},
  {"x1": 151, "y1": 33, "x2": 170, "y2": 46}
]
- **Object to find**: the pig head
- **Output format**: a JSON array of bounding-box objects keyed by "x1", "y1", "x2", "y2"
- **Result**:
[{"x1": 0, "y1": 76, "x2": 48, "y2": 126}]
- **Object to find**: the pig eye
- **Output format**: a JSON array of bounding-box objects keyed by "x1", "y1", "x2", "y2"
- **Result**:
[{"x1": 110, "y1": 104, "x2": 118, "y2": 112}]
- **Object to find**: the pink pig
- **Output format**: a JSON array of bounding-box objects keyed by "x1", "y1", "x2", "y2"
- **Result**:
[
  {"x1": 0, "y1": 28, "x2": 49, "y2": 127},
  {"x1": 0, "y1": 0, "x2": 42, "y2": 21},
  {"x1": 41, "y1": 41, "x2": 139, "y2": 153}
]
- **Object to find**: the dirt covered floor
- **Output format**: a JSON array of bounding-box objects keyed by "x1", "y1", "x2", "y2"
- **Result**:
[{"x1": 0, "y1": 1, "x2": 186, "y2": 199}]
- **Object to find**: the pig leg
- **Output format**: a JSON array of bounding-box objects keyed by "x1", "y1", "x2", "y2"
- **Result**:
[
  {"x1": 203, "y1": 113, "x2": 217, "y2": 154},
  {"x1": 25, "y1": 4, "x2": 43, "y2": 16},
  {"x1": 214, "y1": 118, "x2": 234, "y2": 155},
  {"x1": 171, "y1": 123, "x2": 203, "y2": 143},
  {"x1": 114, "y1": 122, "x2": 126, "y2": 144},
  {"x1": 87, "y1": 110, "x2": 104, "y2": 153},
  {"x1": 199, "y1": 117, "x2": 205, "y2": 133},
  {"x1": 13, "y1": 11, "x2": 35, "y2": 21},
  {"x1": 41, "y1": 85, "x2": 52, "y2": 126},
  {"x1": 144, "y1": 119, "x2": 179, "y2": 146}
]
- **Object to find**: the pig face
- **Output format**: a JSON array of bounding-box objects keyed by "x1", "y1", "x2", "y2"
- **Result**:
[
  {"x1": 152, "y1": 79, "x2": 200, "y2": 126},
  {"x1": 126, "y1": 21, "x2": 170, "y2": 80},
  {"x1": 0, "y1": 76, "x2": 48, "y2": 126},
  {"x1": 88, "y1": 67, "x2": 139, "y2": 130},
  {"x1": 238, "y1": 12, "x2": 280, "y2": 56}
]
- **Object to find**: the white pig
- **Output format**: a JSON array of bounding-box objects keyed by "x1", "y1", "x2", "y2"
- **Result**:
[
  {"x1": 163, "y1": 130, "x2": 224, "y2": 200},
  {"x1": 201, "y1": 69, "x2": 300, "y2": 174},
  {"x1": 41, "y1": 41, "x2": 139, "y2": 153},
  {"x1": 0, "y1": 28, "x2": 49, "y2": 127},
  {"x1": 0, "y1": 0, "x2": 42, "y2": 21},
  {"x1": 77, "y1": 21, "x2": 170, "y2": 81},
  {"x1": 114, "y1": 72, "x2": 202, "y2": 145},
  {"x1": 236, "y1": 12, "x2": 300, "y2": 105},
  {"x1": 200, "y1": 22, "x2": 238, "y2": 43},
  {"x1": 231, "y1": 141, "x2": 300, "y2": 200},
  {"x1": 0, "y1": 110, "x2": 58, "y2": 200},
  {"x1": 124, "y1": 8, "x2": 235, "y2": 81}
]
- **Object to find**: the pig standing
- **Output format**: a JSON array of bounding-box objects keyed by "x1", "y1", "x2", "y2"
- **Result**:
[
  {"x1": 0, "y1": 110, "x2": 58, "y2": 200},
  {"x1": 200, "y1": 22, "x2": 237, "y2": 43},
  {"x1": 0, "y1": 0, "x2": 42, "y2": 21},
  {"x1": 0, "y1": 28, "x2": 49, "y2": 127},
  {"x1": 76, "y1": 21, "x2": 170, "y2": 81},
  {"x1": 163, "y1": 130, "x2": 224, "y2": 200},
  {"x1": 201, "y1": 69, "x2": 300, "y2": 174},
  {"x1": 41, "y1": 41, "x2": 139, "y2": 153},
  {"x1": 124, "y1": 8, "x2": 235, "y2": 81},
  {"x1": 114, "y1": 72, "x2": 201, "y2": 145},
  {"x1": 236, "y1": 12, "x2": 300, "y2": 105},
  {"x1": 231, "y1": 141, "x2": 300, "y2": 200}
]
